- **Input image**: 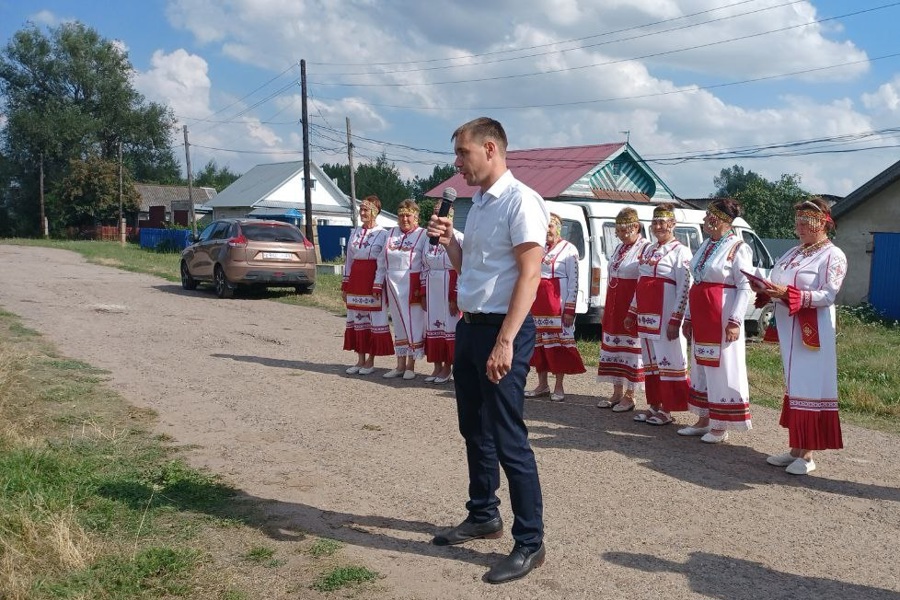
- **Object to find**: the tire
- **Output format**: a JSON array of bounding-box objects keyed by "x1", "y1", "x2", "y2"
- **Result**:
[
  {"x1": 214, "y1": 266, "x2": 234, "y2": 299},
  {"x1": 295, "y1": 283, "x2": 315, "y2": 295},
  {"x1": 180, "y1": 261, "x2": 198, "y2": 290},
  {"x1": 757, "y1": 303, "x2": 774, "y2": 337}
]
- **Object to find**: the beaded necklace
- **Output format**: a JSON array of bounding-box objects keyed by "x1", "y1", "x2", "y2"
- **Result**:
[
  {"x1": 780, "y1": 238, "x2": 831, "y2": 269},
  {"x1": 610, "y1": 237, "x2": 639, "y2": 274},
  {"x1": 691, "y1": 231, "x2": 735, "y2": 281}
]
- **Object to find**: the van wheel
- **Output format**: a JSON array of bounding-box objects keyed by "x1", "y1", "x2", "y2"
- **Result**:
[
  {"x1": 215, "y1": 266, "x2": 234, "y2": 299},
  {"x1": 756, "y1": 304, "x2": 774, "y2": 337},
  {"x1": 180, "y1": 261, "x2": 198, "y2": 290}
]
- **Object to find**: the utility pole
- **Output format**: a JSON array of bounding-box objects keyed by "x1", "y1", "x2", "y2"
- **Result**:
[
  {"x1": 39, "y1": 152, "x2": 47, "y2": 238},
  {"x1": 118, "y1": 140, "x2": 125, "y2": 246},
  {"x1": 346, "y1": 116, "x2": 358, "y2": 228},
  {"x1": 300, "y1": 59, "x2": 319, "y2": 261},
  {"x1": 183, "y1": 125, "x2": 196, "y2": 238}
]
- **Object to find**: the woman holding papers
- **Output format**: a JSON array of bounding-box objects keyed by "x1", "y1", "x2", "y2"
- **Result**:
[
  {"x1": 680, "y1": 199, "x2": 754, "y2": 444},
  {"x1": 749, "y1": 197, "x2": 847, "y2": 475}
]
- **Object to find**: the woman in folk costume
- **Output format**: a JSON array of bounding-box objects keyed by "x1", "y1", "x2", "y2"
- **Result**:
[
  {"x1": 749, "y1": 197, "x2": 847, "y2": 475},
  {"x1": 679, "y1": 198, "x2": 753, "y2": 444},
  {"x1": 624, "y1": 203, "x2": 693, "y2": 426},
  {"x1": 342, "y1": 195, "x2": 394, "y2": 374},
  {"x1": 421, "y1": 204, "x2": 463, "y2": 384},
  {"x1": 596, "y1": 207, "x2": 650, "y2": 412},
  {"x1": 524, "y1": 213, "x2": 586, "y2": 402},
  {"x1": 374, "y1": 199, "x2": 429, "y2": 380}
]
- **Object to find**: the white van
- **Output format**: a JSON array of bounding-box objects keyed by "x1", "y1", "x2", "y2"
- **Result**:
[{"x1": 547, "y1": 200, "x2": 775, "y2": 336}]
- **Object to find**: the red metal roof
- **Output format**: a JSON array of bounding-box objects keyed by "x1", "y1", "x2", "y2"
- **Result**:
[{"x1": 425, "y1": 143, "x2": 624, "y2": 199}]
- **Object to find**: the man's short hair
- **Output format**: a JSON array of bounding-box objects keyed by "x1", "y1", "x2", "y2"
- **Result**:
[{"x1": 452, "y1": 117, "x2": 508, "y2": 153}]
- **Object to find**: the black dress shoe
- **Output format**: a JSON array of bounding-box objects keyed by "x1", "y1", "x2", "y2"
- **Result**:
[
  {"x1": 484, "y1": 543, "x2": 545, "y2": 584},
  {"x1": 431, "y1": 516, "x2": 503, "y2": 546}
]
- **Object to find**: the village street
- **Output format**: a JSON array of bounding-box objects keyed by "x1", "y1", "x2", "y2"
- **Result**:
[{"x1": 1, "y1": 244, "x2": 899, "y2": 599}]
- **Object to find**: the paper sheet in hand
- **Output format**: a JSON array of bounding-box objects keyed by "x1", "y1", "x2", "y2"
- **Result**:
[{"x1": 740, "y1": 269, "x2": 771, "y2": 288}]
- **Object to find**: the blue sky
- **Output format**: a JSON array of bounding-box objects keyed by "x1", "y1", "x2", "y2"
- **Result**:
[{"x1": 3, "y1": 0, "x2": 900, "y2": 198}]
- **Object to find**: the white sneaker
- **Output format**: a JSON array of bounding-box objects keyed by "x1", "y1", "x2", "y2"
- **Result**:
[
  {"x1": 345, "y1": 365, "x2": 361, "y2": 375},
  {"x1": 785, "y1": 458, "x2": 816, "y2": 475},
  {"x1": 358, "y1": 366, "x2": 375, "y2": 375},
  {"x1": 402, "y1": 370, "x2": 416, "y2": 380},
  {"x1": 382, "y1": 369, "x2": 403, "y2": 379},
  {"x1": 700, "y1": 431, "x2": 729, "y2": 444},
  {"x1": 766, "y1": 452, "x2": 796, "y2": 467}
]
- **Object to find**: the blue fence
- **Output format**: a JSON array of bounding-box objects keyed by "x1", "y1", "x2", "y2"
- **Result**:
[
  {"x1": 140, "y1": 224, "x2": 353, "y2": 261},
  {"x1": 140, "y1": 229, "x2": 192, "y2": 252},
  {"x1": 870, "y1": 232, "x2": 900, "y2": 320},
  {"x1": 318, "y1": 225, "x2": 352, "y2": 261}
]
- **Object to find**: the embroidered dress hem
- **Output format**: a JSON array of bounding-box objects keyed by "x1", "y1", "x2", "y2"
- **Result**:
[
  {"x1": 644, "y1": 374, "x2": 689, "y2": 412},
  {"x1": 779, "y1": 395, "x2": 843, "y2": 450},
  {"x1": 343, "y1": 327, "x2": 395, "y2": 356},
  {"x1": 531, "y1": 346, "x2": 586, "y2": 374},
  {"x1": 425, "y1": 337, "x2": 455, "y2": 363}
]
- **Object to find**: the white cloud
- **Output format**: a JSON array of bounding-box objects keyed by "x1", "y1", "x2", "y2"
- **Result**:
[
  {"x1": 134, "y1": 49, "x2": 212, "y2": 121},
  {"x1": 155, "y1": 0, "x2": 894, "y2": 194}
]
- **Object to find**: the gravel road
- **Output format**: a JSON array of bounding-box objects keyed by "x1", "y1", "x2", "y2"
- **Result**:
[{"x1": 1, "y1": 244, "x2": 899, "y2": 599}]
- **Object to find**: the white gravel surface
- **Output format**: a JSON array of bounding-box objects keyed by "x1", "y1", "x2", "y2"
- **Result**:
[{"x1": 1, "y1": 244, "x2": 899, "y2": 599}]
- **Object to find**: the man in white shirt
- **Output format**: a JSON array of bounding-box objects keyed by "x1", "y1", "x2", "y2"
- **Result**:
[{"x1": 427, "y1": 117, "x2": 549, "y2": 584}]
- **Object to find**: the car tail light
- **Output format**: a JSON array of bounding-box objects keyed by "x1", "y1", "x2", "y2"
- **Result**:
[
  {"x1": 590, "y1": 267, "x2": 601, "y2": 296},
  {"x1": 303, "y1": 237, "x2": 314, "y2": 249},
  {"x1": 228, "y1": 234, "x2": 248, "y2": 248}
]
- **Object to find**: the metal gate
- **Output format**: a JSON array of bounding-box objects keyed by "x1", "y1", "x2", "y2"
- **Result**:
[{"x1": 869, "y1": 232, "x2": 900, "y2": 319}]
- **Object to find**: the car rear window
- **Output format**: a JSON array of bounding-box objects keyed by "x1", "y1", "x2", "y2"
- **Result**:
[{"x1": 240, "y1": 223, "x2": 305, "y2": 242}]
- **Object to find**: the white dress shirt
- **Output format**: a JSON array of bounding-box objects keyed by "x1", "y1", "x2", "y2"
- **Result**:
[{"x1": 457, "y1": 170, "x2": 549, "y2": 314}]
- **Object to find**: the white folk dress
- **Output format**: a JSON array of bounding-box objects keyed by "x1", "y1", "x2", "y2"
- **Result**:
[
  {"x1": 597, "y1": 237, "x2": 650, "y2": 390},
  {"x1": 685, "y1": 234, "x2": 753, "y2": 431},
  {"x1": 530, "y1": 239, "x2": 586, "y2": 374},
  {"x1": 342, "y1": 225, "x2": 394, "y2": 356},
  {"x1": 375, "y1": 226, "x2": 429, "y2": 359},
  {"x1": 422, "y1": 230, "x2": 463, "y2": 364},
  {"x1": 770, "y1": 240, "x2": 847, "y2": 450},
  {"x1": 630, "y1": 239, "x2": 693, "y2": 412}
]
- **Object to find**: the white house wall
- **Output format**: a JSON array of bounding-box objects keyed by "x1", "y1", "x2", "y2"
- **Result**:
[{"x1": 266, "y1": 174, "x2": 344, "y2": 208}]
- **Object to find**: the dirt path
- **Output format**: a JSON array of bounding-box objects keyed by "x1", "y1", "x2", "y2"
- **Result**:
[{"x1": 2, "y1": 244, "x2": 899, "y2": 599}]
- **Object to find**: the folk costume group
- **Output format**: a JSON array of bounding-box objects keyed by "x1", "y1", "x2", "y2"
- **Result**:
[
  {"x1": 341, "y1": 196, "x2": 461, "y2": 383},
  {"x1": 341, "y1": 116, "x2": 848, "y2": 585},
  {"x1": 594, "y1": 197, "x2": 847, "y2": 478}
]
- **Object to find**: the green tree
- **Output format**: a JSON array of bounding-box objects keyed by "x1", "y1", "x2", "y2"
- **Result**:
[
  {"x1": 194, "y1": 159, "x2": 240, "y2": 191},
  {"x1": 712, "y1": 165, "x2": 765, "y2": 198},
  {"x1": 735, "y1": 174, "x2": 808, "y2": 239},
  {"x1": 52, "y1": 154, "x2": 140, "y2": 230},
  {"x1": 0, "y1": 22, "x2": 178, "y2": 235},
  {"x1": 409, "y1": 164, "x2": 456, "y2": 200},
  {"x1": 322, "y1": 153, "x2": 411, "y2": 214}
]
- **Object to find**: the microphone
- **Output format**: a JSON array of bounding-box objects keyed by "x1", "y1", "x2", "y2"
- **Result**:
[{"x1": 429, "y1": 187, "x2": 457, "y2": 245}]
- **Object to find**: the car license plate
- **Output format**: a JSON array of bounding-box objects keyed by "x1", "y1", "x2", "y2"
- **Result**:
[{"x1": 261, "y1": 252, "x2": 292, "y2": 260}]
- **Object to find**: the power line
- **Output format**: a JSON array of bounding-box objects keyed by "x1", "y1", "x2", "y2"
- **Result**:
[
  {"x1": 308, "y1": 0, "x2": 762, "y2": 68},
  {"x1": 309, "y1": 3, "x2": 900, "y2": 88},
  {"x1": 327, "y1": 0, "x2": 807, "y2": 77}
]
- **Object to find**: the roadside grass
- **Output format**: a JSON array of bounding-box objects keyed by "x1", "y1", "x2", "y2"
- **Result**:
[
  {"x1": 576, "y1": 306, "x2": 900, "y2": 435},
  {"x1": 0, "y1": 238, "x2": 346, "y2": 316},
  {"x1": 0, "y1": 308, "x2": 380, "y2": 599}
]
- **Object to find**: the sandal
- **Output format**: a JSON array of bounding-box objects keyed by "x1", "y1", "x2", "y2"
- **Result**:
[
  {"x1": 633, "y1": 408, "x2": 658, "y2": 422},
  {"x1": 524, "y1": 387, "x2": 551, "y2": 398},
  {"x1": 646, "y1": 411, "x2": 673, "y2": 426},
  {"x1": 612, "y1": 401, "x2": 635, "y2": 412},
  {"x1": 596, "y1": 399, "x2": 620, "y2": 409}
]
